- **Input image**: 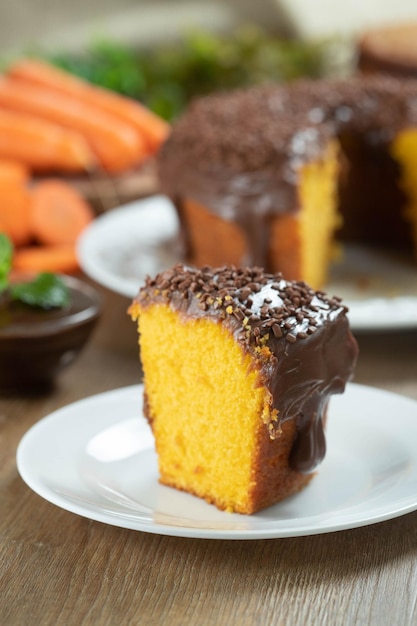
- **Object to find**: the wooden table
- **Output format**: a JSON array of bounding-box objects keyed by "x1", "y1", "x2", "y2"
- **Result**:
[{"x1": 2, "y1": 282, "x2": 417, "y2": 626}]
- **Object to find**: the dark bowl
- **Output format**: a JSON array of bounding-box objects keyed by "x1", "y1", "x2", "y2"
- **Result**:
[{"x1": 0, "y1": 275, "x2": 102, "y2": 391}]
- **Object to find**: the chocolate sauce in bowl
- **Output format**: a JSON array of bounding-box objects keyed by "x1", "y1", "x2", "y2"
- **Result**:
[{"x1": 0, "y1": 276, "x2": 101, "y2": 391}]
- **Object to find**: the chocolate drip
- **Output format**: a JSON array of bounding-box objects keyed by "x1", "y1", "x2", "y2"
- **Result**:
[{"x1": 289, "y1": 405, "x2": 326, "y2": 473}]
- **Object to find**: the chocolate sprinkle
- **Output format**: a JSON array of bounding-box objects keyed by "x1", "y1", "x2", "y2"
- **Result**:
[
  {"x1": 135, "y1": 264, "x2": 347, "y2": 349},
  {"x1": 159, "y1": 75, "x2": 417, "y2": 177}
]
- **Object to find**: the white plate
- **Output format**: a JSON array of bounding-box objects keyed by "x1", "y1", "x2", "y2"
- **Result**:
[
  {"x1": 16, "y1": 383, "x2": 417, "y2": 540},
  {"x1": 77, "y1": 196, "x2": 417, "y2": 331},
  {"x1": 77, "y1": 196, "x2": 180, "y2": 300}
]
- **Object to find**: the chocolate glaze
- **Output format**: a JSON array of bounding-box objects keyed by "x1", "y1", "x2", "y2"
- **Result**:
[
  {"x1": 158, "y1": 75, "x2": 417, "y2": 268},
  {"x1": 133, "y1": 265, "x2": 358, "y2": 473}
]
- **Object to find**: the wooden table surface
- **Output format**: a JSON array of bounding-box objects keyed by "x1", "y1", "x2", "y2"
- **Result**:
[{"x1": 2, "y1": 281, "x2": 417, "y2": 626}]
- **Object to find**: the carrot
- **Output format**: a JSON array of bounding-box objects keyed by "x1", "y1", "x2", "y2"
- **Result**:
[
  {"x1": 0, "y1": 190, "x2": 31, "y2": 247},
  {"x1": 0, "y1": 160, "x2": 31, "y2": 246},
  {"x1": 13, "y1": 244, "x2": 79, "y2": 274},
  {"x1": 7, "y1": 58, "x2": 170, "y2": 153},
  {"x1": 29, "y1": 179, "x2": 94, "y2": 246},
  {"x1": 0, "y1": 77, "x2": 146, "y2": 172},
  {"x1": 0, "y1": 159, "x2": 30, "y2": 185},
  {"x1": 0, "y1": 109, "x2": 96, "y2": 172}
]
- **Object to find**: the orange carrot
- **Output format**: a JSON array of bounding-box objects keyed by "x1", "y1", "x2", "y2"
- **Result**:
[
  {"x1": 7, "y1": 58, "x2": 170, "y2": 153},
  {"x1": 0, "y1": 159, "x2": 30, "y2": 185},
  {"x1": 0, "y1": 109, "x2": 96, "y2": 172},
  {"x1": 29, "y1": 179, "x2": 94, "y2": 246},
  {"x1": 13, "y1": 244, "x2": 79, "y2": 274},
  {"x1": 0, "y1": 160, "x2": 31, "y2": 246},
  {"x1": 0, "y1": 77, "x2": 146, "y2": 172}
]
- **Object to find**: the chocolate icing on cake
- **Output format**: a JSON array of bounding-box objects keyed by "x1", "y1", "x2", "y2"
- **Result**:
[{"x1": 135, "y1": 264, "x2": 358, "y2": 473}]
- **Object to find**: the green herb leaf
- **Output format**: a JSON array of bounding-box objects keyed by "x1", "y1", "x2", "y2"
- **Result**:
[
  {"x1": 10, "y1": 272, "x2": 70, "y2": 309},
  {"x1": 0, "y1": 233, "x2": 13, "y2": 293}
]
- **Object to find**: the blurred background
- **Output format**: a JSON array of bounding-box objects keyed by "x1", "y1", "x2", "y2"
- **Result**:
[
  {"x1": 2, "y1": 0, "x2": 417, "y2": 125},
  {"x1": 4, "y1": 0, "x2": 417, "y2": 53},
  {"x1": 2, "y1": 0, "x2": 417, "y2": 294}
]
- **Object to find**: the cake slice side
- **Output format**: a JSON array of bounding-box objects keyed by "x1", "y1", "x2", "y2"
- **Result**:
[
  {"x1": 130, "y1": 265, "x2": 358, "y2": 515},
  {"x1": 134, "y1": 302, "x2": 280, "y2": 514}
]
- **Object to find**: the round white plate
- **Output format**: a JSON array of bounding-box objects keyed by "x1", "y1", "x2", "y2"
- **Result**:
[
  {"x1": 77, "y1": 196, "x2": 417, "y2": 331},
  {"x1": 17, "y1": 383, "x2": 417, "y2": 540}
]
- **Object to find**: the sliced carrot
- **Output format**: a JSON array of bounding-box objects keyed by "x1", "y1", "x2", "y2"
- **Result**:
[
  {"x1": 7, "y1": 58, "x2": 170, "y2": 153},
  {"x1": 0, "y1": 158, "x2": 30, "y2": 185},
  {"x1": 0, "y1": 109, "x2": 96, "y2": 172},
  {"x1": 13, "y1": 244, "x2": 79, "y2": 274},
  {"x1": 0, "y1": 188, "x2": 32, "y2": 247},
  {"x1": 0, "y1": 160, "x2": 31, "y2": 246},
  {"x1": 0, "y1": 77, "x2": 146, "y2": 172},
  {"x1": 29, "y1": 179, "x2": 94, "y2": 246}
]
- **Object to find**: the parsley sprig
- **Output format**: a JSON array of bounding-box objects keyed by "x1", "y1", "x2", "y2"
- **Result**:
[{"x1": 0, "y1": 234, "x2": 70, "y2": 309}]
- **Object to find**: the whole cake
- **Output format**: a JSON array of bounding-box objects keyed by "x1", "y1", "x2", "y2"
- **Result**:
[
  {"x1": 129, "y1": 264, "x2": 358, "y2": 514},
  {"x1": 157, "y1": 75, "x2": 417, "y2": 289}
]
